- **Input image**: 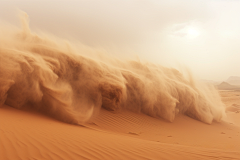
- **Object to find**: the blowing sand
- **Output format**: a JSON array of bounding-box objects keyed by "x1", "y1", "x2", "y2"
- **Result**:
[{"x1": 0, "y1": 12, "x2": 240, "y2": 160}]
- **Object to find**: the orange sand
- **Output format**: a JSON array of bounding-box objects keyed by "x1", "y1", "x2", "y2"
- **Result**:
[
  {"x1": 0, "y1": 90, "x2": 240, "y2": 160},
  {"x1": 0, "y1": 12, "x2": 239, "y2": 160}
]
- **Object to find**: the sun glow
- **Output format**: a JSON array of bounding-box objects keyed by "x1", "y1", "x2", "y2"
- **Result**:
[{"x1": 187, "y1": 28, "x2": 200, "y2": 38}]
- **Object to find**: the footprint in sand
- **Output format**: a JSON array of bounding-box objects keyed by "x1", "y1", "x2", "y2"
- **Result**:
[{"x1": 128, "y1": 132, "x2": 140, "y2": 136}]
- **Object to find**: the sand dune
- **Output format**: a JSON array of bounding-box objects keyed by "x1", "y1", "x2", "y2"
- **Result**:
[
  {"x1": 217, "y1": 82, "x2": 240, "y2": 90},
  {"x1": 226, "y1": 76, "x2": 240, "y2": 86},
  {"x1": 1, "y1": 12, "x2": 240, "y2": 160},
  {"x1": 1, "y1": 90, "x2": 240, "y2": 160}
]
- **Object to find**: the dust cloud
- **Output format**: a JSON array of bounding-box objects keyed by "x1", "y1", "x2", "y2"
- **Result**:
[{"x1": 0, "y1": 12, "x2": 225, "y2": 124}]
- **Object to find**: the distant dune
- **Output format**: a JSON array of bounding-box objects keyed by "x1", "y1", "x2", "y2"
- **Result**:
[
  {"x1": 217, "y1": 81, "x2": 240, "y2": 90},
  {"x1": 226, "y1": 76, "x2": 240, "y2": 85}
]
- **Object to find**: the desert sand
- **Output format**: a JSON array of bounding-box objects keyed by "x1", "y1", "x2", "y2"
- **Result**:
[
  {"x1": 1, "y1": 13, "x2": 240, "y2": 160},
  {"x1": 0, "y1": 90, "x2": 240, "y2": 160}
]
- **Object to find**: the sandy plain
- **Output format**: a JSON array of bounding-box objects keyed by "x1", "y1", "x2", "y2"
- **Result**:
[{"x1": 0, "y1": 90, "x2": 240, "y2": 160}]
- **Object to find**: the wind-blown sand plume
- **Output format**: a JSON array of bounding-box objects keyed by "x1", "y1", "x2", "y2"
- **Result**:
[
  {"x1": 0, "y1": 12, "x2": 225, "y2": 124},
  {"x1": 1, "y1": 11, "x2": 240, "y2": 160}
]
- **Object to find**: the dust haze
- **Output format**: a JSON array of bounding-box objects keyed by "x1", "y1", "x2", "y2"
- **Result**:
[
  {"x1": 1, "y1": 0, "x2": 239, "y2": 81},
  {"x1": 0, "y1": 12, "x2": 225, "y2": 124}
]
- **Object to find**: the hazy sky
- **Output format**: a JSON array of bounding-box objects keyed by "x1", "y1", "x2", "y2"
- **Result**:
[{"x1": 0, "y1": 0, "x2": 239, "y2": 81}]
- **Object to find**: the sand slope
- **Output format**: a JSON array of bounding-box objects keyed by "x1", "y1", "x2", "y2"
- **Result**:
[{"x1": 1, "y1": 90, "x2": 240, "y2": 160}]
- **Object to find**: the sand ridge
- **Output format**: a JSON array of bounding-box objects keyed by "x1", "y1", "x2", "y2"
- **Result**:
[
  {"x1": 1, "y1": 91, "x2": 240, "y2": 159},
  {"x1": 1, "y1": 101, "x2": 240, "y2": 160}
]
